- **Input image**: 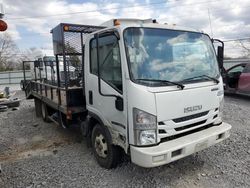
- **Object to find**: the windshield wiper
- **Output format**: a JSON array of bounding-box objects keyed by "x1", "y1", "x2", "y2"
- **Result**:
[
  {"x1": 136, "y1": 78, "x2": 185, "y2": 90},
  {"x1": 182, "y1": 75, "x2": 219, "y2": 84}
]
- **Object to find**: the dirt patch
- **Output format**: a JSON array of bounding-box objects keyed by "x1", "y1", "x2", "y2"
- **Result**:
[{"x1": 0, "y1": 137, "x2": 74, "y2": 163}]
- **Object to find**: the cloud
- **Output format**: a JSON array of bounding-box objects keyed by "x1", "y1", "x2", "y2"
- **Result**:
[
  {"x1": 167, "y1": 34, "x2": 188, "y2": 45},
  {"x1": 2, "y1": 23, "x2": 20, "y2": 40},
  {"x1": 0, "y1": 0, "x2": 249, "y2": 58}
]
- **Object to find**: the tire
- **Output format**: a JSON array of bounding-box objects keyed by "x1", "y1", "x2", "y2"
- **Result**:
[
  {"x1": 41, "y1": 102, "x2": 51, "y2": 122},
  {"x1": 34, "y1": 98, "x2": 42, "y2": 117},
  {"x1": 91, "y1": 124, "x2": 121, "y2": 169},
  {"x1": 80, "y1": 120, "x2": 89, "y2": 137}
]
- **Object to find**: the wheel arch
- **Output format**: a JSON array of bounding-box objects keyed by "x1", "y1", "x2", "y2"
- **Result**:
[
  {"x1": 87, "y1": 111, "x2": 127, "y2": 152},
  {"x1": 88, "y1": 111, "x2": 112, "y2": 141}
]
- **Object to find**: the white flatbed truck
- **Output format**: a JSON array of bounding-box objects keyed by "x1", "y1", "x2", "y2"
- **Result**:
[{"x1": 23, "y1": 18, "x2": 231, "y2": 168}]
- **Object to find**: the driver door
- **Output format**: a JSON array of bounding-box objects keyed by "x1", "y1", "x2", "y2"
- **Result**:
[{"x1": 85, "y1": 33, "x2": 127, "y2": 145}]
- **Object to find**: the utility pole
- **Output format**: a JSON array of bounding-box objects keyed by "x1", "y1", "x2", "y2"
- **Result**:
[
  {"x1": 208, "y1": 8, "x2": 213, "y2": 38},
  {"x1": 0, "y1": 3, "x2": 4, "y2": 19}
]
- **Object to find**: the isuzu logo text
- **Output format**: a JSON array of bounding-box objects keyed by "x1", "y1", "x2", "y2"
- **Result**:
[{"x1": 184, "y1": 105, "x2": 202, "y2": 113}]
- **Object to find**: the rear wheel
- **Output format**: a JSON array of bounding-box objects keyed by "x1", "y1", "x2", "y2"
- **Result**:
[
  {"x1": 91, "y1": 124, "x2": 121, "y2": 169},
  {"x1": 41, "y1": 102, "x2": 51, "y2": 122},
  {"x1": 34, "y1": 98, "x2": 42, "y2": 117}
]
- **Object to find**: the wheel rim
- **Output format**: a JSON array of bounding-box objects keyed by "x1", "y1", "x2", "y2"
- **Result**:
[{"x1": 94, "y1": 133, "x2": 108, "y2": 158}]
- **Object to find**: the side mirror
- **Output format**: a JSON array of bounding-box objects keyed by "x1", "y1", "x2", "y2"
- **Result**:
[
  {"x1": 212, "y1": 39, "x2": 224, "y2": 73},
  {"x1": 217, "y1": 46, "x2": 224, "y2": 71}
]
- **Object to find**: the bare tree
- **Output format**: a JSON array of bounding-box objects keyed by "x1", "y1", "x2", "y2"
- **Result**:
[
  {"x1": 238, "y1": 40, "x2": 250, "y2": 58},
  {"x1": 0, "y1": 33, "x2": 19, "y2": 71},
  {"x1": 20, "y1": 47, "x2": 43, "y2": 61},
  {"x1": 15, "y1": 47, "x2": 43, "y2": 70}
]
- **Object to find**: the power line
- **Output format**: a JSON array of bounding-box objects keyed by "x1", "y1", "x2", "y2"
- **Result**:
[
  {"x1": 223, "y1": 37, "x2": 250, "y2": 42},
  {"x1": 12, "y1": 1, "x2": 250, "y2": 36},
  {"x1": 5, "y1": 0, "x2": 221, "y2": 20},
  {"x1": 3, "y1": 0, "x2": 249, "y2": 39},
  {"x1": 20, "y1": 33, "x2": 50, "y2": 36},
  {"x1": 6, "y1": 0, "x2": 248, "y2": 32},
  {"x1": 5, "y1": 0, "x2": 171, "y2": 20}
]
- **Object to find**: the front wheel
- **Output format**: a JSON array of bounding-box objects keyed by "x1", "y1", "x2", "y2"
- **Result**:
[{"x1": 91, "y1": 124, "x2": 121, "y2": 169}]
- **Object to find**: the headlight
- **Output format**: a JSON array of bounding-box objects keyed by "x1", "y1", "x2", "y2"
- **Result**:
[
  {"x1": 139, "y1": 130, "x2": 156, "y2": 145},
  {"x1": 133, "y1": 108, "x2": 157, "y2": 146}
]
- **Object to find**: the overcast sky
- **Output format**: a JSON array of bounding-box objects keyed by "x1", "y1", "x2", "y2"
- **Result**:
[{"x1": 1, "y1": 0, "x2": 250, "y2": 58}]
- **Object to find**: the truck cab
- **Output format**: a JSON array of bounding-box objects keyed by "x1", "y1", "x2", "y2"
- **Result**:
[{"x1": 83, "y1": 19, "x2": 231, "y2": 168}]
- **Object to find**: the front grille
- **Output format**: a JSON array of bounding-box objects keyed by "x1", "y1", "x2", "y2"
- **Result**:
[
  {"x1": 174, "y1": 120, "x2": 206, "y2": 131},
  {"x1": 173, "y1": 111, "x2": 209, "y2": 123},
  {"x1": 160, "y1": 123, "x2": 215, "y2": 143}
]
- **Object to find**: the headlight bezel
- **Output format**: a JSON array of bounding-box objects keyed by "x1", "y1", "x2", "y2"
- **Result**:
[{"x1": 133, "y1": 108, "x2": 157, "y2": 146}]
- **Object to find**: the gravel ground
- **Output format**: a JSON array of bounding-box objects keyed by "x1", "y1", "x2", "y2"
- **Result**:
[{"x1": 0, "y1": 91, "x2": 249, "y2": 188}]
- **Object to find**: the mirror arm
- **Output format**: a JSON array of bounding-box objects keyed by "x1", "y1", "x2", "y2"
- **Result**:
[{"x1": 212, "y1": 38, "x2": 224, "y2": 48}]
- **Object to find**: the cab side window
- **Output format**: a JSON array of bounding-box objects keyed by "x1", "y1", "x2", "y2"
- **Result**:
[
  {"x1": 90, "y1": 35, "x2": 122, "y2": 93},
  {"x1": 228, "y1": 65, "x2": 245, "y2": 74}
]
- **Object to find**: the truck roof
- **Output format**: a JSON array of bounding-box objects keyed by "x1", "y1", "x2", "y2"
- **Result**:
[
  {"x1": 50, "y1": 19, "x2": 205, "y2": 56},
  {"x1": 100, "y1": 18, "x2": 202, "y2": 33}
]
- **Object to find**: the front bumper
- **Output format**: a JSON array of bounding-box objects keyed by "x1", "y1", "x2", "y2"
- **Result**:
[{"x1": 130, "y1": 122, "x2": 231, "y2": 168}]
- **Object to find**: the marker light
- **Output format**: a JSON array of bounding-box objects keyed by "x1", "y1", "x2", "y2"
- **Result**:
[
  {"x1": 114, "y1": 19, "x2": 120, "y2": 26},
  {"x1": 66, "y1": 110, "x2": 72, "y2": 120},
  {"x1": 64, "y1": 25, "x2": 69, "y2": 31}
]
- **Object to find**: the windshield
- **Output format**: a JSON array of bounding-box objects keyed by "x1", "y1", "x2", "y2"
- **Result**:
[{"x1": 124, "y1": 28, "x2": 219, "y2": 86}]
